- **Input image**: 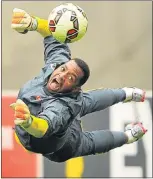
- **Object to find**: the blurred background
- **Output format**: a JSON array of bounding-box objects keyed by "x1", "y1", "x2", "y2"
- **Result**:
[{"x1": 2, "y1": 1, "x2": 152, "y2": 178}]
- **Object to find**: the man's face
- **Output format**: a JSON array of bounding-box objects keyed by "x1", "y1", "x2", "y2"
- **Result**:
[{"x1": 47, "y1": 60, "x2": 84, "y2": 93}]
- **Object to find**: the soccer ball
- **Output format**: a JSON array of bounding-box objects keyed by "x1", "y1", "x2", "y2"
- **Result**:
[{"x1": 48, "y1": 3, "x2": 88, "y2": 43}]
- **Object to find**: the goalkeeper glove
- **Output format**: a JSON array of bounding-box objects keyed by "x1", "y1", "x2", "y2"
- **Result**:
[
  {"x1": 10, "y1": 99, "x2": 32, "y2": 127},
  {"x1": 125, "y1": 122, "x2": 147, "y2": 144},
  {"x1": 122, "y1": 87, "x2": 146, "y2": 102},
  {"x1": 11, "y1": 8, "x2": 37, "y2": 34},
  {"x1": 10, "y1": 99, "x2": 49, "y2": 137}
]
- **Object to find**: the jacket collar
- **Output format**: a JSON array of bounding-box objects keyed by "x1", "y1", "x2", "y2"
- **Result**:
[{"x1": 43, "y1": 85, "x2": 82, "y2": 99}]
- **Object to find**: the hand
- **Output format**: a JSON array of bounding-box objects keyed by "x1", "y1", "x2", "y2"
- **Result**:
[
  {"x1": 125, "y1": 122, "x2": 147, "y2": 144},
  {"x1": 11, "y1": 8, "x2": 37, "y2": 33},
  {"x1": 10, "y1": 99, "x2": 32, "y2": 127},
  {"x1": 122, "y1": 87, "x2": 146, "y2": 102}
]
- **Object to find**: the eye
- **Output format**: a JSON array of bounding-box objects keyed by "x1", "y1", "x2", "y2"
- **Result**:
[
  {"x1": 61, "y1": 66, "x2": 65, "y2": 71},
  {"x1": 68, "y1": 76, "x2": 73, "y2": 81}
]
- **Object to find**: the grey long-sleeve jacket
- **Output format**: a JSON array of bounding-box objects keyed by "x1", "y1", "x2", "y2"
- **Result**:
[{"x1": 15, "y1": 36, "x2": 126, "y2": 157}]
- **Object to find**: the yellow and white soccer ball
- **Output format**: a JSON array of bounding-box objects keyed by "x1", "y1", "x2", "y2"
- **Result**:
[{"x1": 48, "y1": 3, "x2": 88, "y2": 43}]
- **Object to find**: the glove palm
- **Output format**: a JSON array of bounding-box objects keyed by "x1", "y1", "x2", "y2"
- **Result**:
[
  {"x1": 10, "y1": 99, "x2": 32, "y2": 127},
  {"x1": 11, "y1": 8, "x2": 37, "y2": 33}
]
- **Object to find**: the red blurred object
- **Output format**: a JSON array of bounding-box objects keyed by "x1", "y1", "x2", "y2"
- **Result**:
[{"x1": 2, "y1": 96, "x2": 37, "y2": 177}]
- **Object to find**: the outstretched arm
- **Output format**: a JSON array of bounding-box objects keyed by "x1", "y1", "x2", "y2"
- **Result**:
[
  {"x1": 80, "y1": 87, "x2": 145, "y2": 117},
  {"x1": 10, "y1": 99, "x2": 71, "y2": 138},
  {"x1": 70, "y1": 122, "x2": 147, "y2": 159},
  {"x1": 11, "y1": 8, "x2": 71, "y2": 66},
  {"x1": 81, "y1": 88, "x2": 125, "y2": 117}
]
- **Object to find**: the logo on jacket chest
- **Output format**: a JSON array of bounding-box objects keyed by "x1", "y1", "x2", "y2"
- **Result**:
[{"x1": 35, "y1": 95, "x2": 41, "y2": 100}]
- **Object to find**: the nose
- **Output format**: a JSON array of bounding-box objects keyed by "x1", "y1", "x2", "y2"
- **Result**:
[{"x1": 59, "y1": 72, "x2": 68, "y2": 80}]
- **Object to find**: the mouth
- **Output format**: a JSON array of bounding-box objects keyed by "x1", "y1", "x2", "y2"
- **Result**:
[{"x1": 48, "y1": 76, "x2": 62, "y2": 91}]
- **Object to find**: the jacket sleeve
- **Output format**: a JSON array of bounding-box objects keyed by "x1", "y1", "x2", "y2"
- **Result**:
[
  {"x1": 34, "y1": 17, "x2": 71, "y2": 66},
  {"x1": 38, "y1": 101, "x2": 72, "y2": 137},
  {"x1": 80, "y1": 88, "x2": 126, "y2": 117},
  {"x1": 44, "y1": 36, "x2": 71, "y2": 66}
]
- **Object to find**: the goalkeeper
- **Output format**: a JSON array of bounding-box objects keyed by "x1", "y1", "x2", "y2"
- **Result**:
[{"x1": 11, "y1": 8, "x2": 147, "y2": 163}]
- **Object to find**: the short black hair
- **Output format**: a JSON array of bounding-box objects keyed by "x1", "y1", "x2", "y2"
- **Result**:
[{"x1": 72, "y1": 58, "x2": 90, "y2": 86}]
